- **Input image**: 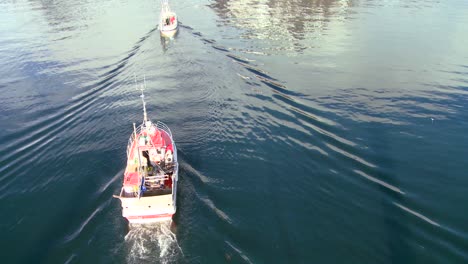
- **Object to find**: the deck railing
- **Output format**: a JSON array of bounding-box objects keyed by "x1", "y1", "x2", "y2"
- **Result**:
[{"x1": 126, "y1": 120, "x2": 175, "y2": 158}]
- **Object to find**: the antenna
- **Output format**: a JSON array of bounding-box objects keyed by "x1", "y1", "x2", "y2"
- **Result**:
[
  {"x1": 135, "y1": 73, "x2": 148, "y2": 123},
  {"x1": 141, "y1": 88, "x2": 148, "y2": 123},
  {"x1": 134, "y1": 72, "x2": 138, "y2": 90}
]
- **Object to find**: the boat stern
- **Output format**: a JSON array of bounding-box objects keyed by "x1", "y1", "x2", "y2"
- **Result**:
[{"x1": 118, "y1": 194, "x2": 176, "y2": 224}]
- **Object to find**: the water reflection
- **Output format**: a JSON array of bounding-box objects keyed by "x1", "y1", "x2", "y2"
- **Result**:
[
  {"x1": 160, "y1": 31, "x2": 179, "y2": 52},
  {"x1": 210, "y1": 0, "x2": 356, "y2": 51},
  {"x1": 28, "y1": 0, "x2": 91, "y2": 34},
  {"x1": 1, "y1": 0, "x2": 468, "y2": 263},
  {"x1": 16, "y1": 0, "x2": 159, "y2": 63}
]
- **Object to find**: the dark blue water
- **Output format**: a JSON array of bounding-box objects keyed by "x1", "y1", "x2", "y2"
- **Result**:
[{"x1": 1, "y1": 0, "x2": 468, "y2": 263}]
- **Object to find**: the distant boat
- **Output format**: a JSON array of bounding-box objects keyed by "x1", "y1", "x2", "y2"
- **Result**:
[
  {"x1": 159, "y1": 0, "x2": 178, "y2": 38},
  {"x1": 114, "y1": 83, "x2": 178, "y2": 224}
]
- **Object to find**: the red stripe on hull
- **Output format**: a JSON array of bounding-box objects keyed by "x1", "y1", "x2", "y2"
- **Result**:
[{"x1": 126, "y1": 213, "x2": 173, "y2": 220}]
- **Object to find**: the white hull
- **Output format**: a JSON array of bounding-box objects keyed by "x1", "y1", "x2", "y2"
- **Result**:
[
  {"x1": 160, "y1": 28, "x2": 178, "y2": 38},
  {"x1": 114, "y1": 90, "x2": 179, "y2": 225},
  {"x1": 159, "y1": 2, "x2": 178, "y2": 38},
  {"x1": 120, "y1": 184, "x2": 178, "y2": 224},
  {"x1": 128, "y1": 217, "x2": 172, "y2": 224},
  {"x1": 116, "y1": 175, "x2": 178, "y2": 223}
]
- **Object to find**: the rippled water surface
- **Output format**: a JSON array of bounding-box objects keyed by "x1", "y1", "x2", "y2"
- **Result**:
[{"x1": 1, "y1": 0, "x2": 468, "y2": 263}]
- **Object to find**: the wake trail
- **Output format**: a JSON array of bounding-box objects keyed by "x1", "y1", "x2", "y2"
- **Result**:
[{"x1": 124, "y1": 221, "x2": 184, "y2": 264}]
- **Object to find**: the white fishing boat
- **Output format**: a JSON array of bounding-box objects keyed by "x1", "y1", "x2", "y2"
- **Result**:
[
  {"x1": 114, "y1": 83, "x2": 178, "y2": 224},
  {"x1": 159, "y1": 0, "x2": 178, "y2": 38}
]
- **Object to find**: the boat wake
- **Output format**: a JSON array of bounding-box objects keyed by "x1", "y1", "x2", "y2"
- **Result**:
[{"x1": 124, "y1": 221, "x2": 183, "y2": 264}]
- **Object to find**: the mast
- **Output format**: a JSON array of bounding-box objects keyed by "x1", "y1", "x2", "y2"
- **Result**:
[
  {"x1": 143, "y1": 75, "x2": 149, "y2": 123},
  {"x1": 135, "y1": 73, "x2": 149, "y2": 123},
  {"x1": 133, "y1": 122, "x2": 144, "y2": 198},
  {"x1": 133, "y1": 122, "x2": 137, "y2": 141},
  {"x1": 141, "y1": 90, "x2": 148, "y2": 123},
  {"x1": 134, "y1": 74, "x2": 147, "y2": 198}
]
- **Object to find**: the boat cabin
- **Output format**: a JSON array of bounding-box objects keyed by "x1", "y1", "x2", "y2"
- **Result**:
[{"x1": 121, "y1": 122, "x2": 175, "y2": 198}]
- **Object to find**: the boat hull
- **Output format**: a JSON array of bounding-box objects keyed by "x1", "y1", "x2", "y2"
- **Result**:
[
  {"x1": 160, "y1": 10, "x2": 178, "y2": 38},
  {"x1": 119, "y1": 193, "x2": 177, "y2": 224},
  {"x1": 115, "y1": 119, "x2": 179, "y2": 225},
  {"x1": 160, "y1": 28, "x2": 178, "y2": 38},
  {"x1": 127, "y1": 213, "x2": 174, "y2": 224}
]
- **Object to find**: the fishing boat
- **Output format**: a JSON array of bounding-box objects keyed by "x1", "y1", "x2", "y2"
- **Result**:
[
  {"x1": 159, "y1": 0, "x2": 178, "y2": 38},
  {"x1": 114, "y1": 86, "x2": 178, "y2": 224}
]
